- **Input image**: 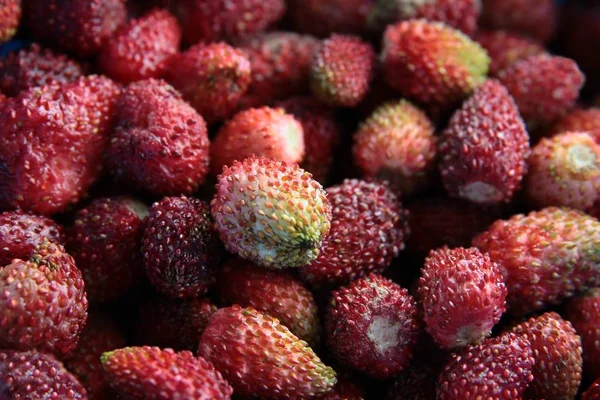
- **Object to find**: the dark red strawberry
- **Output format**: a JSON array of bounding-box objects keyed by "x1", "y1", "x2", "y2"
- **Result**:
[
  {"x1": 564, "y1": 288, "x2": 600, "y2": 380},
  {"x1": 583, "y1": 379, "x2": 600, "y2": 400}
]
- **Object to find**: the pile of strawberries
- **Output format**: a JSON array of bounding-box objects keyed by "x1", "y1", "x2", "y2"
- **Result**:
[{"x1": 2, "y1": 0, "x2": 600, "y2": 399}]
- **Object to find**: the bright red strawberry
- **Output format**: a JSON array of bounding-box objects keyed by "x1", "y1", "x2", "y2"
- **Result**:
[
  {"x1": 310, "y1": 34, "x2": 375, "y2": 107},
  {"x1": 63, "y1": 313, "x2": 126, "y2": 400},
  {"x1": 0, "y1": 209, "x2": 65, "y2": 266},
  {"x1": 583, "y1": 379, "x2": 600, "y2": 400},
  {"x1": 174, "y1": 0, "x2": 284, "y2": 45},
  {"x1": 238, "y1": 32, "x2": 319, "y2": 107},
  {"x1": 564, "y1": 288, "x2": 600, "y2": 380},
  {"x1": 0, "y1": 76, "x2": 120, "y2": 215},
  {"x1": 0, "y1": 43, "x2": 84, "y2": 97},
  {"x1": 67, "y1": 196, "x2": 147, "y2": 303},
  {"x1": 509, "y1": 312, "x2": 583, "y2": 400},
  {"x1": 135, "y1": 295, "x2": 217, "y2": 351},
  {"x1": 165, "y1": 42, "x2": 251, "y2": 124},
  {"x1": 525, "y1": 132, "x2": 600, "y2": 213},
  {"x1": 368, "y1": 0, "x2": 480, "y2": 36},
  {"x1": 210, "y1": 107, "x2": 304, "y2": 175},
  {"x1": 474, "y1": 30, "x2": 546, "y2": 76},
  {"x1": 276, "y1": 97, "x2": 341, "y2": 184},
  {"x1": 98, "y1": 9, "x2": 181, "y2": 84},
  {"x1": 0, "y1": 241, "x2": 87, "y2": 356},
  {"x1": 0, "y1": 350, "x2": 87, "y2": 399},
  {"x1": 498, "y1": 54, "x2": 585, "y2": 129},
  {"x1": 473, "y1": 207, "x2": 600, "y2": 315},
  {"x1": 142, "y1": 196, "x2": 222, "y2": 298},
  {"x1": 300, "y1": 179, "x2": 407, "y2": 288},
  {"x1": 102, "y1": 346, "x2": 233, "y2": 400},
  {"x1": 437, "y1": 333, "x2": 535, "y2": 400},
  {"x1": 23, "y1": 0, "x2": 127, "y2": 57},
  {"x1": 481, "y1": 0, "x2": 558, "y2": 43},
  {"x1": 0, "y1": 0, "x2": 20, "y2": 44},
  {"x1": 551, "y1": 108, "x2": 600, "y2": 142},
  {"x1": 219, "y1": 258, "x2": 321, "y2": 348},
  {"x1": 199, "y1": 305, "x2": 337, "y2": 399},
  {"x1": 105, "y1": 79, "x2": 210, "y2": 196},
  {"x1": 381, "y1": 19, "x2": 489, "y2": 114},
  {"x1": 326, "y1": 274, "x2": 420, "y2": 379},
  {"x1": 211, "y1": 156, "x2": 331, "y2": 269},
  {"x1": 287, "y1": 0, "x2": 373, "y2": 37},
  {"x1": 439, "y1": 79, "x2": 530, "y2": 204},
  {"x1": 418, "y1": 247, "x2": 507, "y2": 349},
  {"x1": 353, "y1": 99, "x2": 437, "y2": 196}
]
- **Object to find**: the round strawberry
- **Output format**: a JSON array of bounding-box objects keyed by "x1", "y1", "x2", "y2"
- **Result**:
[
  {"x1": 0, "y1": 0, "x2": 20, "y2": 44},
  {"x1": 287, "y1": 0, "x2": 373, "y2": 37},
  {"x1": 481, "y1": 0, "x2": 558, "y2": 43},
  {"x1": 564, "y1": 288, "x2": 600, "y2": 380},
  {"x1": 551, "y1": 107, "x2": 600, "y2": 142}
]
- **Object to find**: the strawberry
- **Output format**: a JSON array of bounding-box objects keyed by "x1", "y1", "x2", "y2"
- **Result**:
[
  {"x1": 385, "y1": 358, "x2": 441, "y2": 400},
  {"x1": 564, "y1": 288, "x2": 600, "y2": 380},
  {"x1": 551, "y1": 107, "x2": 600, "y2": 143},
  {"x1": 199, "y1": 305, "x2": 337, "y2": 399},
  {"x1": 316, "y1": 373, "x2": 365, "y2": 400},
  {"x1": 287, "y1": 0, "x2": 373, "y2": 37},
  {"x1": 583, "y1": 379, "x2": 600, "y2": 400},
  {"x1": 0, "y1": 0, "x2": 20, "y2": 44},
  {"x1": 481, "y1": 0, "x2": 558, "y2": 43},
  {"x1": 474, "y1": 30, "x2": 546, "y2": 76}
]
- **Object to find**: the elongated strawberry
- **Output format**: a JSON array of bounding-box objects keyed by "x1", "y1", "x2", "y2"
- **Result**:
[
  {"x1": 564, "y1": 288, "x2": 600, "y2": 380},
  {"x1": 199, "y1": 306, "x2": 337, "y2": 399}
]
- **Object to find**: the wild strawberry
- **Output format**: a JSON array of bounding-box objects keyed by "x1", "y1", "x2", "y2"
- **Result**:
[
  {"x1": 474, "y1": 30, "x2": 546, "y2": 76},
  {"x1": 142, "y1": 196, "x2": 222, "y2": 298},
  {"x1": 199, "y1": 305, "x2": 337, "y2": 399},
  {"x1": 67, "y1": 196, "x2": 148, "y2": 303},
  {"x1": 439, "y1": 79, "x2": 530, "y2": 204},
  {"x1": 0, "y1": 0, "x2": 20, "y2": 44},
  {"x1": 300, "y1": 179, "x2": 407, "y2": 288},
  {"x1": 437, "y1": 333, "x2": 535, "y2": 400},
  {"x1": 0, "y1": 350, "x2": 87, "y2": 399},
  {"x1": 316, "y1": 373, "x2": 365, "y2": 400},
  {"x1": 287, "y1": 0, "x2": 373, "y2": 37},
  {"x1": 105, "y1": 79, "x2": 210, "y2": 196},
  {"x1": 481, "y1": 0, "x2": 558, "y2": 43},
  {"x1": 564, "y1": 288, "x2": 600, "y2": 380},
  {"x1": 211, "y1": 156, "x2": 331, "y2": 269},
  {"x1": 310, "y1": 34, "x2": 375, "y2": 107},
  {"x1": 509, "y1": 312, "x2": 583, "y2": 400},
  {"x1": 583, "y1": 379, "x2": 600, "y2": 400},
  {"x1": 0, "y1": 43, "x2": 84, "y2": 97},
  {"x1": 165, "y1": 42, "x2": 251, "y2": 124},
  {"x1": 210, "y1": 107, "x2": 304, "y2": 175},
  {"x1": 381, "y1": 19, "x2": 489, "y2": 114},
  {"x1": 98, "y1": 9, "x2": 181, "y2": 84},
  {"x1": 551, "y1": 107, "x2": 600, "y2": 142},
  {"x1": 473, "y1": 207, "x2": 600, "y2": 315},
  {"x1": 0, "y1": 209, "x2": 65, "y2": 266},
  {"x1": 326, "y1": 274, "x2": 420, "y2": 379},
  {"x1": 0, "y1": 241, "x2": 87, "y2": 356},
  {"x1": 102, "y1": 346, "x2": 233, "y2": 400},
  {"x1": 352, "y1": 99, "x2": 437, "y2": 196},
  {"x1": 219, "y1": 258, "x2": 321, "y2": 347}
]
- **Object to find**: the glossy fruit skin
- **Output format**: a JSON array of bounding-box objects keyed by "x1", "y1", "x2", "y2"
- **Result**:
[{"x1": 564, "y1": 288, "x2": 600, "y2": 380}]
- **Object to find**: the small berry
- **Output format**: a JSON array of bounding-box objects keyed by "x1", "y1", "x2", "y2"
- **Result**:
[
  {"x1": 474, "y1": 30, "x2": 546, "y2": 76},
  {"x1": 564, "y1": 288, "x2": 600, "y2": 380},
  {"x1": 583, "y1": 379, "x2": 600, "y2": 400},
  {"x1": 287, "y1": 0, "x2": 373, "y2": 37},
  {"x1": 316, "y1": 373, "x2": 365, "y2": 400},
  {"x1": 0, "y1": 0, "x2": 21, "y2": 44},
  {"x1": 481, "y1": 0, "x2": 558, "y2": 43},
  {"x1": 551, "y1": 107, "x2": 600, "y2": 142}
]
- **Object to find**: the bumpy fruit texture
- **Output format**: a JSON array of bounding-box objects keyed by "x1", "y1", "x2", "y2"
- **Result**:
[
  {"x1": 211, "y1": 156, "x2": 331, "y2": 269},
  {"x1": 0, "y1": 241, "x2": 88, "y2": 356},
  {"x1": 439, "y1": 79, "x2": 530, "y2": 205},
  {"x1": 525, "y1": 132, "x2": 600, "y2": 213},
  {"x1": 551, "y1": 108, "x2": 600, "y2": 143},
  {"x1": 219, "y1": 258, "x2": 321, "y2": 348},
  {"x1": 0, "y1": 350, "x2": 87, "y2": 399},
  {"x1": 353, "y1": 100, "x2": 437, "y2": 196},
  {"x1": 0, "y1": 43, "x2": 84, "y2": 97},
  {"x1": 63, "y1": 313, "x2": 126, "y2": 400},
  {"x1": 481, "y1": 0, "x2": 558, "y2": 43},
  {"x1": 300, "y1": 179, "x2": 407, "y2": 288},
  {"x1": 0, "y1": 210, "x2": 65, "y2": 266},
  {"x1": 437, "y1": 333, "x2": 534, "y2": 400},
  {"x1": 136, "y1": 295, "x2": 217, "y2": 352},
  {"x1": 368, "y1": 0, "x2": 480, "y2": 36},
  {"x1": 381, "y1": 19, "x2": 489, "y2": 114},
  {"x1": 67, "y1": 196, "x2": 147, "y2": 303},
  {"x1": 239, "y1": 32, "x2": 320, "y2": 107},
  {"x1": 142, "y1": 196, "x2": 222, "y2": 298},
  {"x1": 23, "y1": 0, "x2": 127, "y2": 57},
  {"x1": 199, "y1": 306, "x2": 337, "y2": 399},
  {"x1": 583, "y1": 379, "x2": 600, "y2": 400},
  {"x1": 473, "y1": 207, "x2": 600, "y2": 315},
  {"x1": 106, "y1": 79, "x2": 210, "y2": 196},
  {"x1": 498, "y1": 55, "x2": 585, "y2": 129},
  {"x1": 0, "y1": 0, "x2": 20, "y2": 44},
  {"x1": 474, "y1": 30, "x2": 546, "y2": 76},
  {"x1": 326, "y1": 274, "x2": 420, "y2": 379},
  {"x1": 564, "y1": 288, "x2": 600, "y2": 380},
  {"x1": 418, "y1": 247, "x2": 507, "y2": 349},
  {"x1": 99, "y1": 9, "x2": 181, "y2": 83},
  {"x1": 509, "y1": 312, "x2": 583, "y2": 400},
  {"x1": 210, "y1": 107, "x2": 305, "y2": 175},
  {"x1": 166, "y1": 42, "x2": 251, "y2": 124},
  {"x1": 175, "y1": 0, "x2": 285, "y2": 45},
  {"x1": 102, "y1": 346, "x2": 233, "y2": 400},
  {"x1": 287, "y1": 0, "x2": 373, "y2": 37},
  {"x1": 310, "y1": 34, "x2": 375, "y2": 107}
]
